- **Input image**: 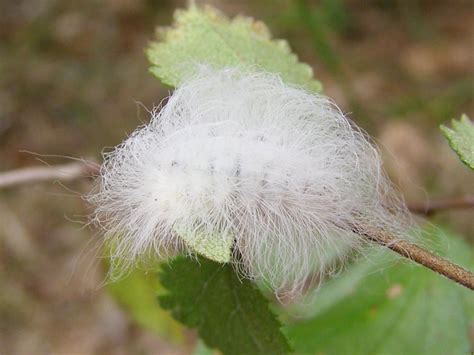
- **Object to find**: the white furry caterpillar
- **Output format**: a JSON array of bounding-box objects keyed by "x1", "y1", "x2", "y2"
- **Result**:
[{"x1": 90, "y1": 66, "x2": 413, "y2": 295}]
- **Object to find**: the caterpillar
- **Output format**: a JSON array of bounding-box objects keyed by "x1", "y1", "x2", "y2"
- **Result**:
[{"x1": 89, "y1": 66, "x2": 414, "y2": 295}]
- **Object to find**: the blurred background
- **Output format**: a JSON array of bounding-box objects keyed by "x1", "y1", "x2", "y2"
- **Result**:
[{"x1": 0, "y1": 0, "x2": 473, "y2": 354}]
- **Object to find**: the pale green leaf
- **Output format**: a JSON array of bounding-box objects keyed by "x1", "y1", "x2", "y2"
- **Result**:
[
  {"x1": 175, "y1": 227, "x2": 233, "y2": 263},
  {"x1": 193, "y1": 340, "x2": 218, "y2": 355},
  {"x1": 159, "y1": 255, "x2": 291, "y2": 355},
  {"x1": 146, "y1": 5, "x2": 322, "y2": 92},
  {"x1": 440, "y1": 114, "x2": 474, "y2": 169},
  {"x1": 285, "y1": 227, "x2": 473, "y2": 355},
  {"x1": 107, "y1": 264, "x2": 184, "y2": 342}
]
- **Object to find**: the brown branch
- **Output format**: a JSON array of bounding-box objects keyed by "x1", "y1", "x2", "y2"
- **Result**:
[
  {"x1": 407, "y1": 195, "x2": 474, "y2": 216},
  {"x1": 0, "y1": 161, "x2": 99, "y2": 189},
  {"x1": 363, "y1": 229, "x2": 474, "y2": 290}
]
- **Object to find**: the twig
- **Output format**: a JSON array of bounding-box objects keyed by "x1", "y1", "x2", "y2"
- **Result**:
[
  {"x1": 0, "y1": 161, "x2": 99, "y2": 189},
  {"x1": 363, "y1": 229, "x2": 474, "y2": 290},
  {"x1": 407, "y1": 195, "x2": 474, "y2": 216}
]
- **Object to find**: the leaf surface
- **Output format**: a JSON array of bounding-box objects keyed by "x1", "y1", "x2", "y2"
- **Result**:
[
  {"x1": 146, "y1": 5, "x2": 321, "y2": 92},
  {"x1": 159, "y1": 256, "x2": 291, "y2": 355},
  {"x1": 440, "y1": 114, "x2": 474, "y2": 169},
  {"x1": 285, "y1": 227, "x2": 474, "y2": 355},
  {"x1": 107, "y1": 264, "x2": 184, "y2": 342},
  {"x1": 175, "y1": 228, "x2": 233, "y2": 263}
]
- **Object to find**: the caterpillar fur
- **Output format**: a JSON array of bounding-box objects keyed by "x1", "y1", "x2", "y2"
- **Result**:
[{"x1": 89, "y1": 66, "x2": 414, "y2": 295}]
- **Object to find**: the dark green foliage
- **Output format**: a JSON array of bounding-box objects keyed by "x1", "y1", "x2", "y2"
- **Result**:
[{"x1": 159, "y1": 256, "x2": 291, "y2": 355}]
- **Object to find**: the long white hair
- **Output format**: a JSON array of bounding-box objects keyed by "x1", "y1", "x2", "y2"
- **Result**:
[{"x1": 89, "y1": 66, "x2": 414, "y2": 295}]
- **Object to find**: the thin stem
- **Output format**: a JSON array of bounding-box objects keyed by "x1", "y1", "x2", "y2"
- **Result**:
[
  {"x1": 407, "y1": 195, "x2": 474, "y2": 216},
  {"x1": 0, "y1": 161, "x2": 99, "y2": 189},
  {"x1": 363, "y1": 229, "x2": 474, "y2": 290}
]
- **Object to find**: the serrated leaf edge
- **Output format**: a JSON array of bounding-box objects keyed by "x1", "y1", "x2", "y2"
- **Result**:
[{"x1": 440, "y1": 114, "x2": 474, "y2": 170}]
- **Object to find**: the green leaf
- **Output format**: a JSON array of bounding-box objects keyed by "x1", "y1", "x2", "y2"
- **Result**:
[
  {"x1": 440, "y1": 114, "x2": 474, "y2": 170},
  {"x1": 159, "y1": 255, "x2": 291, "y2": 355},
  {"x1": 194, "y1": 340, "x2": 218, "y2": 355},
  {"x1": 146, "y1": 5, "x2": 322, "y2": 92},
  {"x1": 175, "y1": 227, "x2": 233, "y2": 263},
  {"x1": 107, "y1": 264, "x2": 184, "y2": 342},
  {"x1": 285, "y1": 227, "x2": 474, "y2": 355}
]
